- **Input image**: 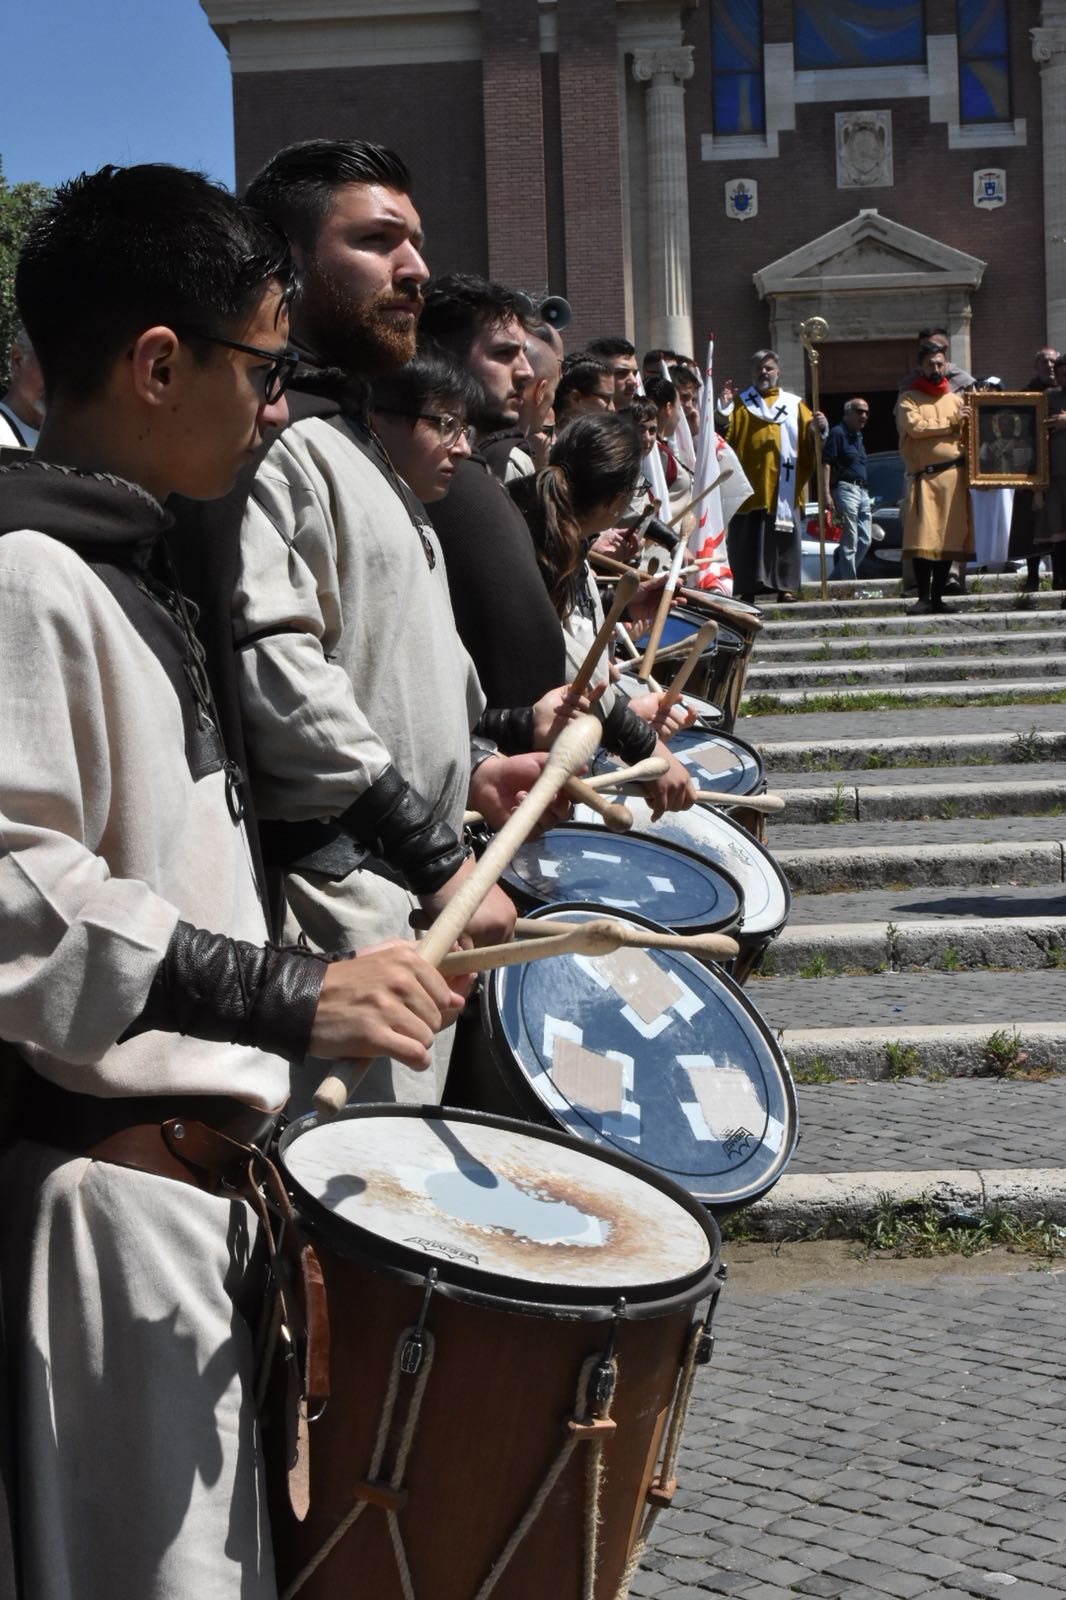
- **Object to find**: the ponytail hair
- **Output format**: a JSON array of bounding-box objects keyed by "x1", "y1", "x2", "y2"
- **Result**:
[{"x1": 513, "y1": 410, "x2": 643, "y2": 618}]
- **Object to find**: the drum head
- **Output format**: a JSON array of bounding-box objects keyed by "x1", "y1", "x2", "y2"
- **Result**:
[
  {"x1": 593, "y1": 728, "x2": 764, "y2": 798},
  {"x1": 278, "y1": 1105, "x2": 717, "y2": 1309},
  {"x1": 487, "y1": 905, "x2": 798, "y2": 1210},
  {"x1": 645, "y1": 609, "x2": 743, "y2": 659},
  {"x1": 502, "y1": 823, "x2": 743, "y2": 933},
  {"x1": 571, "y1": 798, "x2": 791, "y2": 938}
]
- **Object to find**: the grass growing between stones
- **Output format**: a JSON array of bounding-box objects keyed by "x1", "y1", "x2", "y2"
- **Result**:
[
  {"x1": 857, "y1": 1196, "x2": 1066, "y2": 1260},
  {"x1": 741, "y1": 687, "x2": 1066, "y2": 716},
  {"x1": 791, "y1": 1055, "x2": 836, "y2": 1085},
  {"x1": 884, "y1": 1041, "x2": 921, "y2": 1079},
  {"x1": 1009, "y1": 726, "x2": 1047, "y2": 763}
]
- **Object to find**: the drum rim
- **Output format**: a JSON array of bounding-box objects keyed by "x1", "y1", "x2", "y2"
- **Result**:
[
  {"x1": 483, "y1": 902, "x2": 799, "y2": 1212},
  {"x1": 628, "y1": 804, "x2": 792, "y2": 938},
  {"x1": 500, "y1": 820, "x2": 747, "y2": 935},
  {"x1": 276, "y1": 1103, "x2": 723, "y2": 1317}
]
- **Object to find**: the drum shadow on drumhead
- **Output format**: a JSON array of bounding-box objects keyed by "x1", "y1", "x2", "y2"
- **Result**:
[{"x1": 427, "y1": 1117, "x2": 499, "y2": 1188}]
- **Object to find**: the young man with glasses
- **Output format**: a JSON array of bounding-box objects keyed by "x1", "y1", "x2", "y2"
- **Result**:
[
  {"x1": 0, "y1": 162, "x2": 464, "y2": 1600},
  {"x1": 824, "y1": 397, "x2": 874, "y2": 581}
]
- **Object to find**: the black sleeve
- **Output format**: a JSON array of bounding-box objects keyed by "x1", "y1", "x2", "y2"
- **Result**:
[
  {"x1": 600, "y1": 699, "x2": 659, "y2": 764},
  {"x1": 337, "y1": 763, "x2": 469, "y2": 894},
  {"x1": 473, "y1": 706, "x2": 537, "y2": 754},
  {"x1": 121, "y1": 921, "x2": 327, "y2": 1060}
]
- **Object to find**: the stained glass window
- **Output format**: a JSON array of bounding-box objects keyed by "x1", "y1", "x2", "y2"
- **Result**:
[
  {"x1": 711, "y1": 0, "x2": 764, "y2": 137},
  {"x1": 794, "y1": 2, "x2": 924, "y2": 70},
  {"x1": 957, "y1": 0, "x2": 1010, "y2": 122}
]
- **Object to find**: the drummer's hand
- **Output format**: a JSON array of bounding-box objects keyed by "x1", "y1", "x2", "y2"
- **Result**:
[
  {"x1": 626, "y1": 691, "x2": 698, "y2": 738},
  {"x1": 624, "y1": 572, "x2": 669, "y2": 632},
  {"x1": 467, "y1": 752, "x2": 573, "y2": 832},
  {"x1": 310, "y1": 941, "x2": 466, "y2": 1070},
  {"x1": 591, "y1": 525, "x2": 640, "y2": 562},
  {"x1": 531, "y1": 682, "x2": 605, "y2": 749},
  {"x1": 419, "y1": 855, "x2": 517, "y2": 950},
  {"x1": 642, "y1": 741, "x2": 697, "y2": 820}
]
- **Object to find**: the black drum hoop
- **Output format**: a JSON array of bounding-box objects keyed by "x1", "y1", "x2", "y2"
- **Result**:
[{"x1": 275, "y1": 1103, "x2": 722, "y2": 1318}]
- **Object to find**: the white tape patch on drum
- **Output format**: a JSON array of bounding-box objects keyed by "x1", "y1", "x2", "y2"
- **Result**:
[
  {"x1": 678, "y1": 740, "x2": 736, "y2": 775},
  {"x1": 677, "y1": 1057, "x2": 785, "y2": 1153},
  {"x1": 575, "y1": 949, "x2": 704, "y2": 1039},
  {"x1": 541, "y1": 1015, "x2": 640, "y2": 1141}
]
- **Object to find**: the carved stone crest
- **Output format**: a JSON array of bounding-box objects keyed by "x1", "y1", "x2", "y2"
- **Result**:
[{"x1": 835, "y1": 111, "x2": 893, "y2": 190}]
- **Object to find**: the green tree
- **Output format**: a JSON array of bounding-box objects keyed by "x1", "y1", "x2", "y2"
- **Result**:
[{"x1": 0, "y1": 160, "x2": 51, "y2": 387}]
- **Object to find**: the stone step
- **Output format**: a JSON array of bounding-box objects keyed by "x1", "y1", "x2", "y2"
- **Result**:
[
  {"x1": 784, "y1": 881, "x2": 1066, "y2": 926},
  {"x1": 753, "y1": 965, "x2": 1066, "y2": 1037},
  {"x1": 774, "y1": 837, "x2": 1064, "y2": 893},
  {"x1": 757, "y1": 627, "x2": 1066, "y2": 663},
  {"x1": 746, "y1": 654, "x2": 1066, "y2": 691},
  {"x1": 759, "y1": 730, "x2": 1066, "y2": 772},
  {"x1": 764, "y1": 775, "x2": 1066, "y2": 824},
  {"x1": 754, "y1": 588, "x2": 1062, "y2": 624},
  {"x1": 742, "y1": 677, "x2": 1066, "y2": 710},
  {"x1": 768, "y1": 810, "x2": 1064, "y2": 853},
  {"x1": 771, "y1": 759, "x2": 1065, "y2": 788},
  {"x1": 757, "y1": 606, "x2": 1066, "y2": 643},
  {"x1": 737, "y1": 699, "x2": 1066, "y2": 746},
  {"x1": 778, "y1": 1019, "x2": 1066, "y2": 1082},
  {"x1": 764, "y1": 914, "x2": 1066, "y2": 975}
]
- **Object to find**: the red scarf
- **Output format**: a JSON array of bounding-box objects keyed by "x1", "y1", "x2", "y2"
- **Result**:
[{"x1": 912, "y1": 375, "x2": 949, "y2": 397}]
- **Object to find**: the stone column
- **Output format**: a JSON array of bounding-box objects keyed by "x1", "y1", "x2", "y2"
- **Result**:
[
  {"x1": 1033, "y1": 3, "x2": 1066, "y2": 350},
  {"x1": 632, "y1": 46, "x2": 695, "y2": 356}
]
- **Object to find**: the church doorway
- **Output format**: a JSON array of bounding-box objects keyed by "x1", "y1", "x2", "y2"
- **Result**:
[{"x1": 813, "y1": 339, "x2": 913, "y2": 452}]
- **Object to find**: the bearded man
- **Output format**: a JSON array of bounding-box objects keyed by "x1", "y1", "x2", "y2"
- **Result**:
[
  {"x1": 716, "y1": 349, "x2": 825, "y2": 603},
  {"x1": 171, "y1": 140, "x2": 537, "y2": 1108}
]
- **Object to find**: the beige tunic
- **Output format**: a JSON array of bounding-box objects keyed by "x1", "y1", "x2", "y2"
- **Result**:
[
  {"x1": 234, "y1": 415, "x2": 484, "y2": 1103},
  {"x1": 896, "y1": 388, "x2": 974, "y2": 560}
]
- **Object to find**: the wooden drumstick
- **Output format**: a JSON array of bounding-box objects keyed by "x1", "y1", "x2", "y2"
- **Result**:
[
  {"x1": 694, "y1": 789, "x2": 785, "y2": 813},
  {"x1": 437, "y1": 920, "x2": 627, "y2": 976},
  {"x1": 663, "y1": 467, "x2": 732, "y2": 529},
  {"x1": 564, "y1": 775, "x2": 633, "y2": 832},
  {"x1": 658, "y1": 620, "x2": 717, "y2": 711},
  {"x1": 313, "y1": 714, "x2": 604, "y2": 1116},
  {"x1": 637, "y1": 536, "x2": 686, "y2": 682},
  {"x1": 577, "y1": 756, "x2": 669, "y2": 791},
  {"x1": 569, "y1": 568, "x2": 639, "y2": 700},
  {"x1": 463, "y1": 772, "x2": 635, "y2": 830},
  {"x1": 513, "y1": 916, "x2": 740, "y2": 961}
]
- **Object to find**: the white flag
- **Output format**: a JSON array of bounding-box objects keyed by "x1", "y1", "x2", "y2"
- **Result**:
[{"x1": 688, "y1": 337, "x2": 733, "y2": 595}]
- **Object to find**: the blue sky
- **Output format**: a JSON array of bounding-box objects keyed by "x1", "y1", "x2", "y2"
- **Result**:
[{"x1": 2, "y1": 0, "x2": 235, "y2": 191}]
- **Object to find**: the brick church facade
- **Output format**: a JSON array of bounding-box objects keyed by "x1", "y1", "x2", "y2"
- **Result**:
[{"x1": 204, "y1": 0, "x2": 1066, "y2": 440}]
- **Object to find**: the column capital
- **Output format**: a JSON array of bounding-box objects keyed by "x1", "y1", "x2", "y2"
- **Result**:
[
  {"x1": 1033, "y1": 26, "x2": 1066, "y2": 65},
  {"x1": 632, "y1": 45, "x2": 694, "y2": 85}
]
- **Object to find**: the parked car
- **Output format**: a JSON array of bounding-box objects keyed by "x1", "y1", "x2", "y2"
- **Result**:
[{"x1": 800, "y1": 450, "x2": 905, "y2": 584}]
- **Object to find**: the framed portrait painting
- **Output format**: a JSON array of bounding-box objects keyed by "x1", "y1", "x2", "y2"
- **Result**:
[{"x1": 968, "y1": 391, "x2": 1049, "y2": 489}]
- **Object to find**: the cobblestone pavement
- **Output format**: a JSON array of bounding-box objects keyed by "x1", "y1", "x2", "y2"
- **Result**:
[
  {"x1": 635, "y1": 1254, "x2": 1066, "y2": 1599},
  {"x1": 750, "y1": 970, "x2": 1066, "y2": 1031},
  {"x1": 736, "y1": 704, "x2": 1066, "y2": 746},
  {"x1": 784, "y1": 886, "x2": 1066, "y2": 926},
  {"x1": 786, "y1": 1081, "x2": 1066, "y2": 1174},
  {"x1": 770, "y1": 764, "x2": 1066, "y2": 791},
  {"x1": 768, "y1": 817, "x2": 1066, "y2": 853}
]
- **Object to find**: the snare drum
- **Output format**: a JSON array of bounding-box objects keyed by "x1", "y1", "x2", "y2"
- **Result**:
[
  {"x1": 639, "y1": 602, "x2": 762, "y2": 731},
  {"x1": 595, "y1": 725, "x2": 766, "y2": 798},
  {"x1": 571, "y1": 797, "x2": 791, "y2": 981},
  {"x1": 267, "y1": 1105, "x2": 723, "y2": 1600},
  {"x1": 499, "y1": 822, "x2": 744, "y2": 939},
  {"x1": 449, "y1": 905, "x2": 797, "y2": 1211}
]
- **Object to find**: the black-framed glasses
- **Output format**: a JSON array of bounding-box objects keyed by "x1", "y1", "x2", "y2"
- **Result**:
[
  {"x1": 375, "y1": 409, "x2": 470, "y2": 448},
  {"x1": 199, "y1": 334, "x2": 301, "y2": 404}
]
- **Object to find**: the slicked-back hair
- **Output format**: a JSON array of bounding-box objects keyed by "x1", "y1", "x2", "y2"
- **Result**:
[
  {"x1": 419, "y1": 273, "x2": 532, "y2": 361},
  {"x1": 619, "y1": 398, "x2": 658, "y2": 427},
  {"x1": 918, "y1": 340, "x2": 945, "y2": 362},
  {"x1": 644, "y1": 377, "x2": 677, "y2": 408},
  {"x1": 244, "y1": 139, "x2": 412, "y2": 253},
  {"x1": 17, "y1": 163, "x2": 294, "y2": 403},
  {"x1": 585, "y1": 336, "x2": 636, "y2": 361},
  {"x1": 555, "y1": 356, "x2": 610, "y2": 417},
  {"x1": 514, "y1": 410, "x2": 643, "y2": 619},
  {"x1": 369, "y1": 348, "x2": 481, "y2": 420},
  {"x1": 751, "y1": 348, "x2": 779, "y2": 367}
]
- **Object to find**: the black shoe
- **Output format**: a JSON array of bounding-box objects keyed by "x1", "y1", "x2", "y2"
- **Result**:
[
  {"x1": 907, "y1": 600, "x2": 935, "y2": 615},
  {"x1": 941, "y1": 578, "x2": 965, "y2": 595},
  {"x1": 931, "y1": 600, "x2": 958, "y2": 614},
  {"x1": 1023, "y1": 576, "x2": 1040, "y2": 592}
]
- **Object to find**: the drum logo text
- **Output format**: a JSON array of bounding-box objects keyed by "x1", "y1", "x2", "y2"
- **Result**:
[{"x1": 406, "y1": 1236, "x2": 480, "y2": 1264}]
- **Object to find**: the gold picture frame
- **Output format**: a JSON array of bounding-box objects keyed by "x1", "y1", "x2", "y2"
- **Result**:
[{"x1": 967, "y1": 391, "x2": 1049, "y2": 489}]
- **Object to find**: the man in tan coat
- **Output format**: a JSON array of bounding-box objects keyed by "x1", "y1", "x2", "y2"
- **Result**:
[{"x1": 896, "y1": 340, "x2": 973, "y2": 615}]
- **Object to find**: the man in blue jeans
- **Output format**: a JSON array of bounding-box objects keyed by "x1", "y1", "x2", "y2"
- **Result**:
[{"x1": 824, "y1": 397, "x2": 873, "y2": 580}]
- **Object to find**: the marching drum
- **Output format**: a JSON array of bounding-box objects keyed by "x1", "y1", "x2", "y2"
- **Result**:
[
  {"x1": 634, "y1": 601, "x2": 762, "y2": 731},
  {"x1": 267, "y1": 1105, "x2": 724, "y2": 1600},
  {"x1": 594, "y1": 725, "x2": 766, "y2": 799},
  {"x1": 570, "y1": 797, "x2": 791, "y2": 981},
  {"x1": 448, "y1": 905, "x2": 798, "y2": 1211},
  {"x1": 499, "y1": 822, "x2": 745, "y2": 940}
]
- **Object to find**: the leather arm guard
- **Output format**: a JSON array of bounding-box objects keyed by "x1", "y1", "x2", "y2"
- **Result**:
[
  {"x1": 337, "y1": 763, "x2": 469, "y2": 894},
  {"x1": 473, "y1": 706, "x2": 536, "y2": 755},
  {"x1": 122, "y1": 921, "x2": 327, "y2": 1060},
  {"x1": 600, "y1": 699, "x2": 659, "y2": 765}
]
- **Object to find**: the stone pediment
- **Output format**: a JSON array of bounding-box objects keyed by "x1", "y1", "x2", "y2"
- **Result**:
[{"x1": 754, "y1": 210, "x2": 986, "y2": 298}]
